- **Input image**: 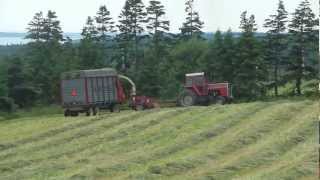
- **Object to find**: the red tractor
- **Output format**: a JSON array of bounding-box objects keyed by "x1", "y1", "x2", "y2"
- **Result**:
[{"x1": 178, "y1": 72, "x2": 233, "y2": 107}]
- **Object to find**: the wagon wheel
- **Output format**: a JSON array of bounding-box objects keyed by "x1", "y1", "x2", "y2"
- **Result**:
[
  {"x1": 71, "y1": 111, "x2": 79, "y2": 117},
  {"x1": 179, "y1": 90, "x2": 196, "y2": 107},
  {"x1": 86, "y1": 108, "x2": 93, "y2": 116},
  {"x1": 93, "y1": 107, "x2": 100, "y2": 116},
  {"x1": 64, "y1": 109, "x2": 70, "y2": 117},
  {"x1": 111, "y1": 104, "x2": 120, "y2": 113}
]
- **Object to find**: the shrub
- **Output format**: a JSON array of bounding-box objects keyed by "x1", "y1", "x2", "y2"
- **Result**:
[
  {"x1": 0, "y1": 97, "x2": 16, "y2": 113},
  {"x1": 10, "y1": 86, "x2": 39, "y2": 108}
]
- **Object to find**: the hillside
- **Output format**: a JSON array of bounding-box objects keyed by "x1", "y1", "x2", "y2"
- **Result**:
[{"x1": 0, "y1": 99, "x2": 318, "y2": 180}]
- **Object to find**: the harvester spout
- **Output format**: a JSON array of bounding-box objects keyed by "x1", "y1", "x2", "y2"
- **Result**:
[{"x1": 119, "y1": 75, "x2": 136, "y2": 96}]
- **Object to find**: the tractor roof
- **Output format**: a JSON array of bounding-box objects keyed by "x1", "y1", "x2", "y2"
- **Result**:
[
  {"x1": 186, "y1": 72, "x2": 205, "y2": 77},
  {"x1": 61, "y1": 68, "x2": 118, "y2": 79}
]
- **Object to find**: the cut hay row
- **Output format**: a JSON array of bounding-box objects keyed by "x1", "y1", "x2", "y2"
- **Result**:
[{"x1": 0, "y1": 99, "x2": 317, "y2": 180}]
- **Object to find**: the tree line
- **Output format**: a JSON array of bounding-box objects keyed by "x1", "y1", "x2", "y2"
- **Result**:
[{"x1": 0, "y1": 0, "x2": 318, "y2": 112}]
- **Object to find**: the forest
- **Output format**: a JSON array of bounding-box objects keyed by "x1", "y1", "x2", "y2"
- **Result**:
[{"x1": 0, "y1": 0, "x2": 318, "y2": 112}]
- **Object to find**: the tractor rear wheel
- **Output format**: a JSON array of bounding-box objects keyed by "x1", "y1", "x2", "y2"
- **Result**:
[
  {"x1": 135, "y1": 104, "x2": 144, "y2": 111},
  {"x1": 179, "y1": 90, "x2": 196, "y2": 107},
  {"x1": 215, "y1": 96, "x2": 226, "y2": 105}
]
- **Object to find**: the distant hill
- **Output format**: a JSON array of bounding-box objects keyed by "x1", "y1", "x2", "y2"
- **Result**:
[
  {"x1": 0, "y1": 32, "x2": 82, "y2": 46},
  {"x1": 0, "y1": 32, "x2": 267, "y2": 45}
]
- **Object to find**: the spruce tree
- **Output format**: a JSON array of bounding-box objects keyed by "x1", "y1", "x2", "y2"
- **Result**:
[
  {"x1": 264, "y1": 0, "x2": 288, "y2": 96},
  {"x1": 79, "y1": 16, "x2": 103, "y2": 69},
  {"x1": 81, "y1": 16, "x2": 98, "y2": 41},
  {"x1": 288, "y1": 0, "x2": 318, "y2": 95},
  {"x1": 204, "y1": 30, "x2": 224, "y2": 81},
  {"x1": 139, "y1": 0, "x2": 169, "y2": 97},
  {"x1": 25, "y1": 10, "x2": 64, "y2": 103},
  {"x1": 222, "y1": 29, "x2": 237, "y2": 84},
  {"x1": 25, "y1": 11, "x2": 45, "y2": 41},
  {"x1": 180, "y1": 0, "x2": 204, "y2": 39},
  {"x1": 95, "y1": 5, "x2": 116, "y2": 41},
  {"x1": 146, "y1": 0, "x2": 170, "y2": 44},
  {"x1": 117, "y1": 0, "x2": 147, "y2": 72},
  {"x1": 42, "y1": 10, "x2": 64, "y2": 42},
  {"x1": 235, "y1": 11, "x2": 267, "y2": 98}
]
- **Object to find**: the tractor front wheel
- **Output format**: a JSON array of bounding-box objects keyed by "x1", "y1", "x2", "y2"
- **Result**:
[{"x1": 179, "y1": 91, "x2": 196, "y2": 107}]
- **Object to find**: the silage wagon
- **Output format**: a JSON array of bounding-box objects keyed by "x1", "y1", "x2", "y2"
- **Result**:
[
  {"x1": 61, "y1": 68, "x2": 156, "y2": 117},
  {"x1": 61, "y1": 68, "x2": 127, "y2": 116}
]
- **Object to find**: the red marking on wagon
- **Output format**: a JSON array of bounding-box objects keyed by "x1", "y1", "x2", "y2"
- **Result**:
[{"x1": 71, "y1": 89, "x2": 78, "y2": 97}]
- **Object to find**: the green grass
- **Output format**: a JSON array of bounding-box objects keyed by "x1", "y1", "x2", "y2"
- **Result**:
[{"x1": 0, "y1": 99, "x2": 318, "y2": 180}]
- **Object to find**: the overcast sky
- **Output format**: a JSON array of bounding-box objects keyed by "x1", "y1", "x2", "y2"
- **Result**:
[{"x1": 0, "y1": 0, "x2": 318, "y2": 33}]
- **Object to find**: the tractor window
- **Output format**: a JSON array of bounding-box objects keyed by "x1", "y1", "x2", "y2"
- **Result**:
[{"x1": 186, "y1": 75, "x2": 205, "y2": 87}]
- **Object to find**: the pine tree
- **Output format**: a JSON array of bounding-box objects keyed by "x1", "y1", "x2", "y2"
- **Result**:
[
  {"x1": 234, "y1": 11, "x2": 267, "y2": 98},
  {"x1": 79, "y1": 16, "x2": 103, "y2": 69},
  {"x1": 146, "y1": 0, "x2": 170, "y2": 44},
  {"x1": 180, "y1": 0, "x2": 204, "y2": 39},
  {"x1": 288, "y1": 0, "x2": 318, "y2": 95},
  {"x1": 117, "y1": 0, "x2": 147, "y2": 72},
  {"x1": 222, "y1": 29, "x2": 237, "y2": 84},
  {"x1": 138, "y1": 0, "x2": 170, "y2": 97},
  {"x1": 42, "y1": 10, "x2": 64, "y2": 42},
  {"x1": 204, "y1": 30, "x2": 224, "y2": 81},
  {"x1": 81, "y1": 16, "x2": 98, "y2": 41},
  {"x1": 0, "y1": 61, "x2": 8, "y2": 97},
  {"x1": 95, "y1": 5, "x2": 116, "y2": 42},
  {"x1": 25, "y1": 10, "x2": 64, "y2": 103},
  {"x1": 264, "y1": 0, "x2": 288, "y2": 96},
  {"x1": 25, "y1": 11, "x2": 45, "y2": 41}
]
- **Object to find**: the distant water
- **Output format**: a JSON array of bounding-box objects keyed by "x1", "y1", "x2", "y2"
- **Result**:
[{"x1": 0, "y1": 32, "x2": 82, "y2": 45}]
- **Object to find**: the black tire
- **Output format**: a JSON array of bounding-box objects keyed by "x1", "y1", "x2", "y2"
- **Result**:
[
  {"x1": 86, "y1": 108, "x2": 93, "y2": 116},
  {"x1": 215, "y1": 96, "x2": 226, "y2": 105},
  {"x1": 111, "y1": 104, "x2": 120, "y2": 113},
  {"x1": 64, "y1": 109, "x2": 70, "y2": 117},
  {"x1": 135, "y1": 104, "x2": 144, "y2": 111},
  {"x1": 93, "y1": 107, "x2": 100, "y2": 116},
  {"x1": 179, "y1": 90, "x2": 196, "y2": 107},
  {"x1": 70, "y1": 111, "x2": 79, "y2": 117}
]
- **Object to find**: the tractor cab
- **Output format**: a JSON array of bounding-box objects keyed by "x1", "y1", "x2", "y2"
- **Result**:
[
  {"x1": 185, "y1": 72, "x2": 208, "y2": 96},
  {"x1": 179, "y1": 72, "x2": 233, "y2": 107}
]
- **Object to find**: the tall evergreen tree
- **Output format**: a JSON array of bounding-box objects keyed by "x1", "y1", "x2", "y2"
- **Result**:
[
  {"x1": 25, "y1": 10, "x2": 64, "y2": 103},
  {"x1": 95, "y1": 5, "x2": 116, "y2": 41},
  {"x1": 146, "y1": 0, "x2": 170, "y2": 44},
  {"x1": 81, "y1": 16, "x2": 98, "y2": 41},
  {"x1": 222, "y1": 29, "x2": 237, "y2": 84},
  {"x1": 138, "y1": 0, "x2": 170, "y2": 97},
  {"x1": 118, "y1": 0, "x2": 146, "y2": 71},
  {"x1": 117, "y1": 0, "x2": 147, "y2": 72},
  {"x1": 288, "y1": 0, "x2": 318, "y2": 95},
  {"x1": 264, "y1": 0, "x2": 288, "y2": 96},
  {"x1": 234, "y1": 11, "x2": 267, "y2": 98},
  {"x1": 204, "y1": 30, "x2": 224, "y2": 81},
  {"x1": 180, "y1": 0, "x2": 204, "y2": 39},
  {"x1": 42, "y1": 10, "x2": 64, "y2": 42},
  {"x1": 0, "y1": 61, "x2": 8, "y2": 97},
  {"x1": 79, "y1": 16, "x2": 103, "y2": 69},
  {"x1": 25, "y1": 11, "x2": 45, "y2": 41}
]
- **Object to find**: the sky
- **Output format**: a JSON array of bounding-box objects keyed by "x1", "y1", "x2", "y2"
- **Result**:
[{"x1": 0, "y1": 0, "x2": 319, "y2": 33}]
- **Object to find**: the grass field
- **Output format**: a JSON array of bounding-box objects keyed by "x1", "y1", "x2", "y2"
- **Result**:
[{"x1": 0, "y1": 99, "x2": 318, "y2": 180}]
